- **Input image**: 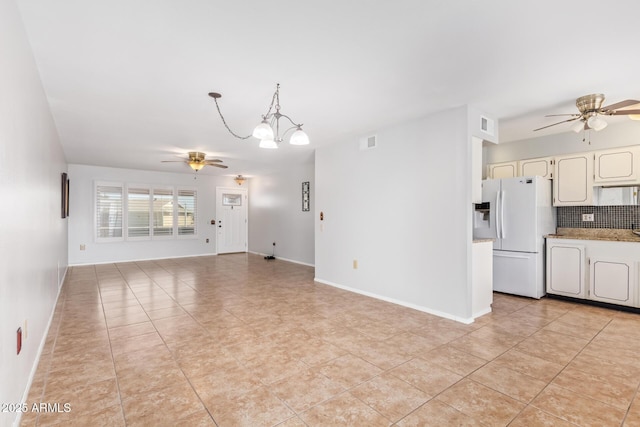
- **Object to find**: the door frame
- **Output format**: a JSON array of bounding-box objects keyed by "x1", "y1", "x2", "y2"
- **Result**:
[{"x1": 215, "y1": 186, "x2": 248, "y2": 254}]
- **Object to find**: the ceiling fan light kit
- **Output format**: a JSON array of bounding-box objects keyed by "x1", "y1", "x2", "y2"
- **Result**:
[
  {"x1": 209, "y1": 83, "x2": 310, "y2": 149},
  {"x1": 586, "y1": 115, "x2": 607, "y2": 131},
  {"x1": 189, "y1": 162, "x2": 206, "y2": 171},
  {"x1": 571, "y1": 120, "x2": 585, "y2": 133},
  {"x1": 534, "y1": 93, "x2": 640, "y2": 134}
]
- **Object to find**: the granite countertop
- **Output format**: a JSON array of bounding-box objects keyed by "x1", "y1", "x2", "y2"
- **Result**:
[{"x1": 545, "y1": 227, "x2": 640, "y2": 243}]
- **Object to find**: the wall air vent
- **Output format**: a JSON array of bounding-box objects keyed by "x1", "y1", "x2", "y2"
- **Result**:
[
  {"x1": 480, "y1": 115, "x2": 495, "y2": 137},
  {"x1": 359, "y1": 135, "x2": 377, "y2": 150}
]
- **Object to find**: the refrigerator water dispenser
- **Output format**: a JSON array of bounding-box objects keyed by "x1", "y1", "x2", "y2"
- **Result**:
[{"x1": 473, "y1": 202, "x2": 490, "y2": 230}]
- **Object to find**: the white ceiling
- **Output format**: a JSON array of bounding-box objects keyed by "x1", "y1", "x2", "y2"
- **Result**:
[{"x1": 16, "y1": 0, "x2": 640, "y2": 177}]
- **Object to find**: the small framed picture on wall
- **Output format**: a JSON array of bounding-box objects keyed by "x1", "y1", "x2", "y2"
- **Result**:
[
  {"x1": 61, "y1": 172, "x2": 69, "y2": 218},
  {"x1": 302, "y1": 181, "x2": 310, "y2": 212}
]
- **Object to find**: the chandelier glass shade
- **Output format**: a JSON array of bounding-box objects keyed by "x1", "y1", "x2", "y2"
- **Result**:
[{"x1": 209, "y1": 84, "x2": 309, "y2": 149}]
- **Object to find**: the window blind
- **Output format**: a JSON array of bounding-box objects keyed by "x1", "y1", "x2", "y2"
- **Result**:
[
  {"x1": 96, "y1": 184, "x2": 123, "y2": 239},
  {"x1": 127, "y1": 187, "x2": 150, "y2": 238},
  {"x1": 177, "y1": 189, "x2": 197, "y2": 236},
  {"x1": 153, "y1": 188, "x2": 174, "y2": 237}
]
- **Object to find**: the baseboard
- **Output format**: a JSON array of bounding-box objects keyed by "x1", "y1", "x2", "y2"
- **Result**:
[
  {"x1": 313, "y1": 277, "x2": 475, "y2": 324},
  {"x1": 248, "y1": 251, "x2": 314, "y2": 268},
  {"x1": 14, "y1": 276, "x2": 64, "y2": 427},
  {"x1": 68, "y1": 252, "x2": 218, "y2": 267}
]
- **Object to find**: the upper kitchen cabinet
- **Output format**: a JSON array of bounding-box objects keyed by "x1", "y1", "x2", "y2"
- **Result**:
[
  {"x1": 486, "y1": 161, "x2": 518, "y2": 179},
  {"x1": 593, "y1": 146, "x2": 640, "y2": 185},
  {"x1": 519, "y1": 157, "x2": 553, "y2": 179},
  {"x1": 553, "y1": 152, "x2": 593, "y2": 206}
]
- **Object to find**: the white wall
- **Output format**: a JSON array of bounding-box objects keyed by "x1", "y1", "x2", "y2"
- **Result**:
[
  {"x1": 248, "y1": 162, "x2": 314, "y2": 266},
  {"x1": 0, "y1": 1, "x2": 68, "y2": 426},
  {"x1": 68, "y1": 164, "x2": 238, "y2": 265},
  {"x1": 315, "y1": 106, "x2": 475, "y2": 321},
  {"x1": 486, "y1": 120, "x2": 640, "y2": 164}
]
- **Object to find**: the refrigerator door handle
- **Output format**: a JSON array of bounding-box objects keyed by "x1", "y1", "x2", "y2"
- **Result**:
[
  {"x1": 495, "y1": 191, "x2": 501, "y2": 239},
  {"x1": 500, "y1": 190, "x2": 506, "y2": 239}
]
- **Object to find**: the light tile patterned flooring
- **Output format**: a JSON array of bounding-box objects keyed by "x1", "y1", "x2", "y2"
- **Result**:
[{"x1": 20, "y1": 253, "x2": 640, "y2": 426}]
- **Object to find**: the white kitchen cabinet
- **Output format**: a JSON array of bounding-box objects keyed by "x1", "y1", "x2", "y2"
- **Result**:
[
  {"x1": 552, "y1": 153, "x2": 593, "y2": 206},
  {"x1": 593, "y1": 146, "x2": 640, "y2": 185},
  {"x1": 589, "y1": 257, "x2": 636, "y2": 307},
  {"x1": 519, "y1": 157, "x2": 553, "y2": 179},
  {"x1": 547, "y1": 237, "x2": 640, "y2": 308},
  {"x1": 547, "y1": 242, "x2": 586, "y2": 298},
  {"x1": 487, "y1": 161, "x2": 518, "y2": 179}
]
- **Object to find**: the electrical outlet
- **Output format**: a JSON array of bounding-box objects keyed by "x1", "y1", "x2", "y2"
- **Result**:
[
  {"x1": 582, "y1": 213, "x2": 594, "y2": 222},
  {"x1": 80, "y1": 244, "x2": 86, "y2": 250},
  {"x1": 206, "y1": 238, "x2": 209, "y2": 243},
  {"x1": 353, "y1": 259, "x2": 358, "y2": 269}
]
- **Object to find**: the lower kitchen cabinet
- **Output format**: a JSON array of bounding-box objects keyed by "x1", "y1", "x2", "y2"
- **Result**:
[
  {"x1": 546, "y1": 238, "x2": 640, "y2": 308},
  {"x1": 590, "y1": 257, "x2": 636, "y2": 307},
  {"x1": 547, "y1": 243, "x2": 585, "y2": 298}
]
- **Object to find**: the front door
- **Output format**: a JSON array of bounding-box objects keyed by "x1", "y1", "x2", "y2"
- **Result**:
[{"x1": 216, "y1": 187, "x2": 248, "y2": 254}]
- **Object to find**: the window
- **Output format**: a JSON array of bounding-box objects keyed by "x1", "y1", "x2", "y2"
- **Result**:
[
  {"x1": 177, "y1": 189, "x2": 197, "y2": 236},
  {"x1": 96, "y1": 183, "x2": 123, "y2": 240},
  {"x1": 152, "y1": 188, "x2": 174, "y2": 237},
  {"x1": 222, "y1": 193, "x2": 242, "y2": 206},
  {"x1": 127, "y1": 187, "x2": 150, "y2": 238},
  {"x1": 96, "y1": 182, "x2": 198, "y2": 242}
]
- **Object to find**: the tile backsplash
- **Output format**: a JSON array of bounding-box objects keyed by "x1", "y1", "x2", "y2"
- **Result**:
[{"x1": 557, "y1": 206, "x2": 640, "y2": 229}]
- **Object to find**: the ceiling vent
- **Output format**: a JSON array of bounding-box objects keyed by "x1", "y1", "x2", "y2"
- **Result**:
[{"x1": 359, "y1": 135, "x2": 377, "y2": 150}]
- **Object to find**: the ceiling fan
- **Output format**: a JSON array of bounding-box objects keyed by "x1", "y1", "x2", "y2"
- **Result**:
[
  {"x1": 534, "y1": 94, "x2": 640, "y2": 133},
  {"x1": 162, "y1": 151, "x2": 228, "y2": 171}
]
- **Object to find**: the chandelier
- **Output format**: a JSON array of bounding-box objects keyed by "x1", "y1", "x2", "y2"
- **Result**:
[{"x1": 208, "y1": 83, "x2": 310, "y2": 149}]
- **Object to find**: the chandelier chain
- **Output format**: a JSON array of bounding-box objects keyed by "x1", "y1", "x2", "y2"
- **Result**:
[
  {"x1": 212, "y1": 97, "x2": 252, "y2": 140},
  {"x1": 263, "y1": 85, "x2": 280, "y2": 119},
  {"x1": 208, "y1": 83, "x2": 309, "y2": 147}
]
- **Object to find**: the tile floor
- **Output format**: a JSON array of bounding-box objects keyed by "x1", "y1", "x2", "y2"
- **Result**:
[{"x1": 19, "y1": 253, "x2": 640, "y2": 426}]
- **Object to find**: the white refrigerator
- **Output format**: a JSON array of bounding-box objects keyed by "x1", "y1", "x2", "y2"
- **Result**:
[{"x1": 473, "y1": 176, "x2": 556, "y2": 298}]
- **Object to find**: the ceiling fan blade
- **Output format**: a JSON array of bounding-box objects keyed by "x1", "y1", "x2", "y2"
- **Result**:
[
  {"x1": 602, "y1": 99, "x2": 640, "y2": 111},
  {"x1": 207, "y1": 164, "x2": 228, "y2": 169},
  {"x1": 204, "y1": 159, "x2": 223, "y2": 164},
  {"x1": 544, "y1": 113, "x2": 580, "y2": 117},
  {"x1": 161, "y1": 160, "x2": 187, "y2": 163},
  {"x1": 608, "y1": 109, "x2": 640, "y2": 116},
  {"x1": 533, "y1": 117, "x2": 582, "y2": 131}
]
